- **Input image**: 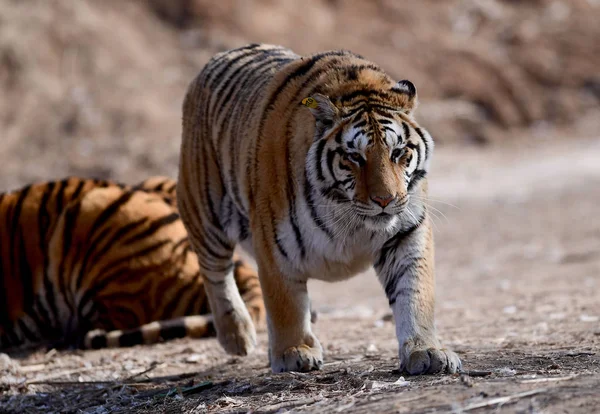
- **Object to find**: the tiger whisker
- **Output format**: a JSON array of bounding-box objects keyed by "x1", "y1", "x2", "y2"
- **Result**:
[
  {"x1": 318, "y1": 205, "x2": 354, "y2": 230},
  {"x1": 411, "y1": 195, "x2": 460, "y2": 210},
  {"x1": 422, "y1": 208, "x2": 442, "y2": 231},
  {"x1": 420, "y1": 202, "x2": 449, "y2": 224},
  {"x1": 335, "y1": 213, "x2": 358, "y2": 244}
]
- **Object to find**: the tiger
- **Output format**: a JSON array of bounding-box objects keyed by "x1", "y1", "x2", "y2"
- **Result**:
[
  {"x1": 177, "y1": 43, "x2": 462, "y2": 375},
  {"x1": 0, "y1": 176, "x2": 264, "y2": 350}
]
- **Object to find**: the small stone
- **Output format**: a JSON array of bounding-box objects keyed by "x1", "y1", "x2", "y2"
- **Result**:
[
  {"x1": 580, "y1": 314, "x2": 599, "y2": 323},
  {"x1": 185, "y1": 354, "x2": 206, "y2": 364},
  {"x1": 0, "y1": 353, "x2": 19, "y2": 374},
  {"x1": 460, "y1": 374, "x2": 474, "y2": 387},
  {"x1": 367, "y1": 377, "x2": 410, "y2": 391},
  {"x1": 496, "y1": 367, "x2": 517, "y2": 377},
  {"x1": 366, "y1": 344, "x2": 378, "y2": 355},
  {"x1": 503, "y1": 305, "x2": 517, "y2": 314}
]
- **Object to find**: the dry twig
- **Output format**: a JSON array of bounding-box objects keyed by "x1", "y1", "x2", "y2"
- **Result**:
[
  {"x1": 17, "y1": 363, "x2": 47, "y2": 373},
  {"x1": 461, "y1": 388, "x2": 547, "y2": 411},
  {"x1": 520, "y1": 375, "x2": 577, "y2": 384},
  {"x1": 259, "y1": 396, "x2": 322, "y2": 413},
  {"x1": 26, "y1": 362, "x2": 162, "y2": 386},
  {"x1": 121, "y1": 362, "x2": 162, "y2": 382},
  {"x1": 459, "y1": 370, "x2": 492, "y2": 377},
  {"x1": 25, "y1": 364, "x2": 117, "y2": 385},
  {"x1": 26, "y1": 380, "x2": 115, "y2": 386}
]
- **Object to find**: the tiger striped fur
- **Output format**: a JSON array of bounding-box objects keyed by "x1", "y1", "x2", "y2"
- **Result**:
[
  {"x1": 0, "y1": 177, "x2": 263, "y2": 350},
  {"x1": 178, "y1": 43, "x2": 461, "y2": 374}
]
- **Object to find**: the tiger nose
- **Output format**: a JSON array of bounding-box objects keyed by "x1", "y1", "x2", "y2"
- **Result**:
[{"x1": 371, "y1": 194, "x2": 396, "y2": 208}]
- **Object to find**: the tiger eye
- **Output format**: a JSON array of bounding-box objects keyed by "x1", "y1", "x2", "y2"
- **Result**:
[
  {"x1": 348, "y1": 152, "x2": 365, "y2": 166},
  {"x1": 391, "y1": 148, "x2": 405, "y2": 160}
]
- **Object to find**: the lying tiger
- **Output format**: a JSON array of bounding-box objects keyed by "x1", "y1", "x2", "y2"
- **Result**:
[
  {"x1": 178, "y1": 44, "x2": 461, "y2": 374},
  {"x1": 0, "y1": 177, "x2": 264, "y2": 350}
]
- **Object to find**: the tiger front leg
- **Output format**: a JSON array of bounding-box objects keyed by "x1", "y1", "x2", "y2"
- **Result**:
[
  {"x1": 375, "y1": 216, "x2": 461, "y2": 375},
  {"x1": 257, "y1": 257, "x2": 323, "y2": 373}
]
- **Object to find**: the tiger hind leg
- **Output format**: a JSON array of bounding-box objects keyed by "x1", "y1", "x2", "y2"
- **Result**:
[{"x1": 200, "y1": 262, "x2": 257, "y2": 356}]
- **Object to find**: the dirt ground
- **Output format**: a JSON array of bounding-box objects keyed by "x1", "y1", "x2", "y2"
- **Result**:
[
  {"x1": 1, "y1": 131, "x2": 599, "y2": 413},
  {"x1": 1, "y1": 0, "x2": 600, "y2": 412}
]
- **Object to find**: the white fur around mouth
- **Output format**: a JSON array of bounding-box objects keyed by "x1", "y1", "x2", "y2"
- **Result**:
[{"x1": 362, "y1": 213, "x2": 400, "y2": 232}]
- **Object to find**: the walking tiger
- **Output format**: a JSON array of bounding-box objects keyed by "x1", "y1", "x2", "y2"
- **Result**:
[{"x1": 177, "y1": 44, "x2": 461, "y2": 374}]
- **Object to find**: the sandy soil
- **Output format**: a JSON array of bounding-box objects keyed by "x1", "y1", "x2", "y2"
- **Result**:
[{"x1": 2, "y1": 133, "x2": 599, "y2": 413}]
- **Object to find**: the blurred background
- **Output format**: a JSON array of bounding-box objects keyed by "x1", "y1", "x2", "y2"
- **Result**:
[{"x1": 1, "y1": 0, "x2": 599, "y2": 190}]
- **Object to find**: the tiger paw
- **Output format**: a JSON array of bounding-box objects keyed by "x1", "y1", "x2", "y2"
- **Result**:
[
  {"x1": 215, "y1": 309, "x2": 257, "y2": 356},
  {"x1": 271, "y1": 343, "x2": 323, "y2": 373},
  {"x1": 400, "y1": 347, "x2": 461, "y2": 375}
]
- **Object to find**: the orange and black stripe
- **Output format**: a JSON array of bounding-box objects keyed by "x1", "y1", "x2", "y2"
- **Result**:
[{"x1": 0, "y1": 177, "x2": 263, "y2": 350}]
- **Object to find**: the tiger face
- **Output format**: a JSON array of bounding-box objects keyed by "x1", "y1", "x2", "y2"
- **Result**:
[{"x1": 305, "y1": 80, "x2": 433, "y2": 232}]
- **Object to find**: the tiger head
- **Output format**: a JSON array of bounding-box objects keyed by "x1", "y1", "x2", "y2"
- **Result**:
[{"x1": 304, "y1": 78, "x2": 433, "y2": 232}]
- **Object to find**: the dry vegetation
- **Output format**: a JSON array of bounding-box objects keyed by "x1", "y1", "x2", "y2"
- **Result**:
[
  {"x1": 1, "y1": 0, "x2": 599, "y2": 412},
  {"x1": 1, "y1": 0, "x2": 599, "y2": 191}
]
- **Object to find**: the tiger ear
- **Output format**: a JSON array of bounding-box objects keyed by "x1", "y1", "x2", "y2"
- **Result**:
[
  {"x1": 301, "y1": 93, "x2": 339, "y2": 127},
  {"x1": 392, "y1": 79, "x2": 418, "y2": 112}
]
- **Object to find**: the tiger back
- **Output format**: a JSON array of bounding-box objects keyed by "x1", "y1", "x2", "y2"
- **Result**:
[{"x1": 0, "y1": 178, "x2": 116, "y2": 329}]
